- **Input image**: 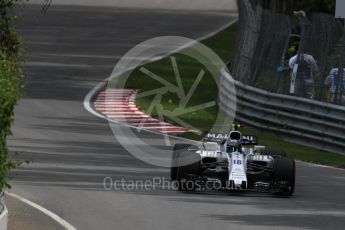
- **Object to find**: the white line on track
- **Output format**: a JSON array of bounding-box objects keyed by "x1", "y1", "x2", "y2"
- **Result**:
[
  {"x1": 6, "y1": 192, "x2": 78, "y2": 230},
  {"x1": 296, "y1": 160, "x2": 345, "y2": 171}
]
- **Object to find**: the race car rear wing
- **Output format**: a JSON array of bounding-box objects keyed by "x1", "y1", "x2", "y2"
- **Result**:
[
  {"x1": 242, "y1": 135, "x2": 258, "y2": 145},
  {"x1": 203, "y1": 133, "x2": 258, "y2": 145}
]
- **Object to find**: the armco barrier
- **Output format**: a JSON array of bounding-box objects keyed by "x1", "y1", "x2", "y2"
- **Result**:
[
  {"x1": 0, "y1": 193, "x2": 7, "y2": 230},
  {"x1": 219, "y1": 69, "x2": 345, "y2": 156}
]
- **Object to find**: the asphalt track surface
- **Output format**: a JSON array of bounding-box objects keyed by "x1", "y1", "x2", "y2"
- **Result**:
[{"x1": 7, "y1": 2, "x2": 345, "y2": 230}]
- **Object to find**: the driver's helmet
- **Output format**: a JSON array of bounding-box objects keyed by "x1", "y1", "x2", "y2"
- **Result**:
[{"x1": 226, "y1": 131, "x2": 242, "y2": 153}]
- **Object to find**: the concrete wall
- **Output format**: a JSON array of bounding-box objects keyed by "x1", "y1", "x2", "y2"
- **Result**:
[{"x1": 0, "y1": 206, "x2": 8, "y2": 230}]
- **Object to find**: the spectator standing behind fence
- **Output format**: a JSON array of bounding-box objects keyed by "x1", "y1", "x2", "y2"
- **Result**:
[
  {"x1": 324, "y1": 68, "x2": 345, "y2": 104},
  {"x1": 289, "y1": 53, "x2": 318, "y2": 99}
]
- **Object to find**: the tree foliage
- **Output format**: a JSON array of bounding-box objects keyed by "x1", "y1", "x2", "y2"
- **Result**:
[{"x1": 0, "y1": 0, "x2": 24, "y2": 190}]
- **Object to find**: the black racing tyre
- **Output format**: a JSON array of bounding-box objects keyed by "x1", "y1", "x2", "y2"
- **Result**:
[
  {"x1": 170, "y1": 144, "x2": 194, "y2": 181},
  {"x1": 272, "y1": 157, "x2": 296, "y2": 196},
  {"x1": 176, "y1": 151, "x2": 201, "y2": 191},
  {"x1": 263, "y1": 149, "x2": 287, "y2": 157}
]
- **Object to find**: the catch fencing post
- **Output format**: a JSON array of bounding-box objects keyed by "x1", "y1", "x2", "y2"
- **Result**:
[{"x1": 335, "y1": 0, "x2": 345, "y2": 105}]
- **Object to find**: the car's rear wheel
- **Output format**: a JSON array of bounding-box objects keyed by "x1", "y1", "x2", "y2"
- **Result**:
[
  {"x1": 272, "y1": 157, "x2": 295, "y2": 196},
  {"x1": 263, "y1": 149, "x2": 287, "y2": 157}
]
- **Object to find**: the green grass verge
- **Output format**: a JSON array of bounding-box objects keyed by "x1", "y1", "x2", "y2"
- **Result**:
[
  {"x1": 240, "y1": 127, "x2": 345, "y2": 169},
  {"x1": 117, "y1": 23, "x2": 238, "y2": 134},
  {"x1": 112, "y1": 22, "x2": 345, "y2": 169}
]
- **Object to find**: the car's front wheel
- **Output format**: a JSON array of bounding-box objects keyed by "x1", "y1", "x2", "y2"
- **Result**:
[
  {"x1": 176, "y1": 151, "x2": 201, "y2": 191},
  {"x1": 272, "y1": 157, "x2": 295, "y2": 196},
  {"x1": 170, "y1": 144, "x2": 194, "y2": 181}
]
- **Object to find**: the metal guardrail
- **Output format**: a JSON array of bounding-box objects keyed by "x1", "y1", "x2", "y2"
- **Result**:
[{"x1": 219, "y1": 69, "x2": 345, "y2": 156}]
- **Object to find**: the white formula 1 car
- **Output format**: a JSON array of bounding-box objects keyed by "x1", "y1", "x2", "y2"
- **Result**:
[{"x1": 170, "y1": 126, "x2": 295, "y2": 196}]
